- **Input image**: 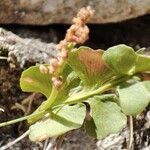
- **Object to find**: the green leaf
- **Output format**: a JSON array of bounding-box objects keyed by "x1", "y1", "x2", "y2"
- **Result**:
[
  {"x1": 29, "y1": 103, "x2": 86, "y2": 141},
  {"x1": 103, "y1": 44, "x2": 150, "y2": 75},
  {"x1": 117, "y1": 81, "x2": 150, "y2": 115},
  {"x1": 85, "y1": 96, "x2": 127, "y2": 139},
  {"x1": 67, "y1": 46, "x2": 113, "y2": 87},
  {"x1": 103, "y1": 44, "x2": 136, "y2": 75},
  {"x1": 135, "y1": 54, "x2": 150, "y2": 73},
  {"x1": 20, "y1": 65, "x2": 52, "y2": 98}
]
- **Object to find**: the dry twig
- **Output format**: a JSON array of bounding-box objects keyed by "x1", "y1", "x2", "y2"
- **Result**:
[{"x1": 0, "y1": 130, "x2": 30, "y2": 150}]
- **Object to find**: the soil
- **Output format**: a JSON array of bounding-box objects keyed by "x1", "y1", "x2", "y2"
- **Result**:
[{"x1": 0, "y1": 14, "x2": 150, "y2": 150}]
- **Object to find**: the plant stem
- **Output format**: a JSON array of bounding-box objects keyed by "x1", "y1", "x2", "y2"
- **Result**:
[
  {"x1": 64, "y1": 75, "x2": 130, "y2": 104},
  {"x1": 128, "y1": 116, "x2": 134, "y2": 150},
  {"x1": 65, "y1": 83, "x2": 112, "y2": 104},
  {"x1": 51, "y1": 94, "x2": 115, "y2": 111},
  {"x1": 38, "y1": 86, "x2": 58, "y2": 112},
  {"x1": 0, "y1": 110, "x2": 46, "y2": 128}
]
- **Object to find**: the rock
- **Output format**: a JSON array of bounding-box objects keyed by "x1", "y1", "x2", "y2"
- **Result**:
[
  {"x1": 0, "y1": 0, "x2": 150, "y2": 25},
  {"x1": 0, "y1": 28, "x2": 57, "y2": 67},
  {"x1": 96, "y1": 128, "x2": 128, "y2": 150}
]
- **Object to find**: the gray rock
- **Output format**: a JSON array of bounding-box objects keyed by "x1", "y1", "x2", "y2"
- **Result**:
[
  {"x1": 0, "y1": 28, "x2": 57, "y2": 67},
  {"x1": 96, "y1": 128, "x2": 128, "y2": 150},
  {"x1": 0, "y1": 0, "x2": 150, "y2": 25}
]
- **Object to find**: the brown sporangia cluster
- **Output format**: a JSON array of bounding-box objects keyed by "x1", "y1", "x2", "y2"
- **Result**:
[{"x1": 40, "y1": 6, "x2": 94, "y2": 88}]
